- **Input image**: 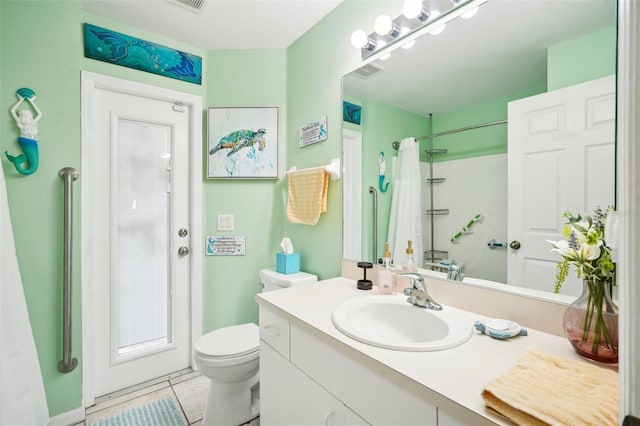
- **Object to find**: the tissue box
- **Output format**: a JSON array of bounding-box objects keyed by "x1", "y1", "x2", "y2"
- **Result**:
[{"x1": 276, "y1": 253, "x2": 300, "y2": 274}]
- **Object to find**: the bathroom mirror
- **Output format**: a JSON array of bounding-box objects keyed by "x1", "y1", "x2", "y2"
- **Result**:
[{"x1": 342, "y1": 0, "x2": 617, "y2": 296}]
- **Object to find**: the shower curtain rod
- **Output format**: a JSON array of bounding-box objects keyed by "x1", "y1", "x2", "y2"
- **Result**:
[{"x1": 391, "y1": 118, "x2": 508, "y2": 149}]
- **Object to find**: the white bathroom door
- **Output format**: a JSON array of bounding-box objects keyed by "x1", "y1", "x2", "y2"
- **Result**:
[
  {"x1": 507, "y1": 75, "x2": 615, "y2": 297},
  {"x1": 82, "y1": 73, "x2": 199, "y2": 398}
]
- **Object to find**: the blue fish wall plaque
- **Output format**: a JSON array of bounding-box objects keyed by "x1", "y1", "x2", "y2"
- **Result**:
[
  {"x1": 83, "y1": 23, "x2": 202, "y2": 85},
  {"x1": 343, "y1": 101, "x2": 361, "y2": 125}
]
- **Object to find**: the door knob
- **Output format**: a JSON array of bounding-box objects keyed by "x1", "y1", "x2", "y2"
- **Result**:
[
  {"x1": 178, "y1": 246, "x2": 190, "y2": 256},
  {"x1": 509, "y1": 241, "x2": 521, "y2": 250}
]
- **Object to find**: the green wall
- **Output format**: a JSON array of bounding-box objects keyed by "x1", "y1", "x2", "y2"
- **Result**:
[
  {"x1": 283, "y1": 0, "x2": 397, "y2": 277},
  {"x1": 0, "y1": 0, "x2": 288, "y2": 417},
  {"x1": 10, "y1": 0, "x2": 612, "y2": 419},
  {"x1": 548, "y1": 25, "x2": 617, "y2": 91},
  {"x1": 0, "y1": 0, "x2": 397, "y2": 417},
  {"x1": 203, "y1": 49, "x2": 287, "y2": 330},
  {"x1": 3, "y1": 1, "x2": 94, "y2": 414}
]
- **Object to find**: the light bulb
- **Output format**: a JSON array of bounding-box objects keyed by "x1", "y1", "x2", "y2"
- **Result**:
[
  {"x1": 374, "y1": 15, "x2": 393, "y2": 36},
  {"x1": 461, "y1": 7, "x2": 479, "y2": 19},
  {"x1": 351, "y1": 29, "x2": 369, "y2": 48},
  {"x1": 402, "y1": 0, "x2": 423, "y2": 19}
]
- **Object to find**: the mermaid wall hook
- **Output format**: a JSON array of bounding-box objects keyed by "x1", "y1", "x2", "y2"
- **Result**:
[
  {"x1": 5, "y1": 88, "x2": 41, "y2": 175},
  {"x1": 378, "y1": 151, "x2": 390, "y2": 193}
]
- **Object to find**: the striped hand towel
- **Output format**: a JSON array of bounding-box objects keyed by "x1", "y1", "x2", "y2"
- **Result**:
[{"x1": 286, "y1": 167, "x2": 328, "y2": 225}]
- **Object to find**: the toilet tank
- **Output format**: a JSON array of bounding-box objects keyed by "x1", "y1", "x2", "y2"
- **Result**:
[{"x1": 259, "y1": 268, "x2": 318, "y2": 292}]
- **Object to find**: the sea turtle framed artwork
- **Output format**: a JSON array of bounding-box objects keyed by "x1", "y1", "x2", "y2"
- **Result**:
[{"x1": 207, "y1": 107, "x2": 278, "y2": 179}]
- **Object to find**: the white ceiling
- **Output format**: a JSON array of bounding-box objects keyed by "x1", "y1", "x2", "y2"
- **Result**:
[
  {"x1": 81, "y1": 0, "x2": 343, "y2": 50},
  {"x1": 343, "y1": 0, "x2": 617, "y2": 116}
]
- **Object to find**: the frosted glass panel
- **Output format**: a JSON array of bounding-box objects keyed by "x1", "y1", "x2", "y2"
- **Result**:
[{"x1": 116, "y1": 119, "x2": 171, "y2": 354}]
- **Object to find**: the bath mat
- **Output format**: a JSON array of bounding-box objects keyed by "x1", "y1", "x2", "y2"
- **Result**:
[{"x1": 89, "y1": 397, "x2": 186, "y2": 426}]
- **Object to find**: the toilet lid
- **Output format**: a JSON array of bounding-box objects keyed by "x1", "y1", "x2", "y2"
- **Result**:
[{"x1": 195, "y1": 323, "x2": 259, "y2": 358}]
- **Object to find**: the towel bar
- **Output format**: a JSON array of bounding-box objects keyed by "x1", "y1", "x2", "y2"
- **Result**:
[{"x1": 285, "y1": 158, "x2": 340, "y2": 180}]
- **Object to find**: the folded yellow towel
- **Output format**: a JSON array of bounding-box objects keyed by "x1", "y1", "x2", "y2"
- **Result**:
[
  {"x1": 482, "y1": 346, "x2": 618, "y2": 426},
  {"x1": 286, "y1": 167, "x2": 328, "y2": 225}
]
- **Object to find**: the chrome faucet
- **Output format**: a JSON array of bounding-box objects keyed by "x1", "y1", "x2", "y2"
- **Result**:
[
  {"x1": 446, "y1": 260, "x2": 465, "y2": 281},
  {"x1": 399, "y1": 272, "x2": 442, "y2": 310}
]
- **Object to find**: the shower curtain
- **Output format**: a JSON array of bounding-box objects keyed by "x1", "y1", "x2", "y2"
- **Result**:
[
  {"x1": 0, "y1": 160, "x2": 49, "y2": 425},
  {"x1": 387, "y1": 137, "x2": 423, "y2": 266}
]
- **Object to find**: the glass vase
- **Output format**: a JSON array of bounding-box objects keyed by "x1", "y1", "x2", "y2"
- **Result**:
[{"x1": 563, "y1": 279, "x2": 618, "y2": 364}]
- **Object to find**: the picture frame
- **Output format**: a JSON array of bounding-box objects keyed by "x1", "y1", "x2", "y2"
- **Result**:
[
  {"x1": 83, "y1": 23, "x2": 202, "y2": 85},
  {"x1": 207, "y1": 107, "x2": 278, "y2": 178},
  {"x1": 343, "y1": 101, "x2": 361, "y2": 125}
]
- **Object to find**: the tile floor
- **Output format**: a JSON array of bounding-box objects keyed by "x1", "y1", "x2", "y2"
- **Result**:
[{"x1": 78, "y1": 370, "x2": 259, "y2": 426}]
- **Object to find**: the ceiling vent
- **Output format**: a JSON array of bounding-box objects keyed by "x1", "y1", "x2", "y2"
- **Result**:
[
  {"x1": 352, "y1": 63, "x2": 383, "y2": 79},
  {"x1": 165, "y1": 0, "x2": 208, "y2": 14}
]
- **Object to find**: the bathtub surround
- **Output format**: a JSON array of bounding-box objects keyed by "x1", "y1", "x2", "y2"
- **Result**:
[{"x1": 0, "y1": 159, "x2": 49, "y2": 423}]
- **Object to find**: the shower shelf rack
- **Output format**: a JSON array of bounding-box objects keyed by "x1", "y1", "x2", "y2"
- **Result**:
[{"x1": 424, "y1": 114, "x2": 449, "y2": 265}]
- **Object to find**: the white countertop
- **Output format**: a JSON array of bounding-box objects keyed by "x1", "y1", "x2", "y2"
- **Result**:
[{"x1": 256, "y1": 276, "x2": 590, "y2": 425}]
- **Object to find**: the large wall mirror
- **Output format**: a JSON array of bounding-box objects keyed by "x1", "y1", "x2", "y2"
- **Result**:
[{"x1": 342, "y1": 0, "x2": 617, "y2": 298}]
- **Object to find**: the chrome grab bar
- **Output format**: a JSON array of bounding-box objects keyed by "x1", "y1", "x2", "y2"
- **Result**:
[
  {"x1": 369, "y1": 186, "x2": 378, "y2": 263},
  {"x1": 58, "y1": 167, "x2": 79, "y2": 373}
]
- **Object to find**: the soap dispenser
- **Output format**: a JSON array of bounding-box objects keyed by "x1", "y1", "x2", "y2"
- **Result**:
[
  {"x1": 377, "y1": 242, "x2": 395, "y2": 295},
  {"x1": 404, "y1": 240, "x2": 418, "y2": 273}
]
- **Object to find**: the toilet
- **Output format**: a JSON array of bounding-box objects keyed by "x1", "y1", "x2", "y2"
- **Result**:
[{"x1": 194, "y1": 268, "x2": 318, "y2": 426}]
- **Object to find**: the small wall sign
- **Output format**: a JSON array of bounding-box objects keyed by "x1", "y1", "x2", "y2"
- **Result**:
[
  {"x1": 298, "y1": 116, "x2": 328, "y2": 148},
  {"x1": 206, "y1": 235, "x2": 246, "y2": 256}
]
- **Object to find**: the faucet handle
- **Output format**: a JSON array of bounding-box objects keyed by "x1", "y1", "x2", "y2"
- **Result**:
[{"x1": 398, "y1": 272, "x2": 424, "y2": 290}]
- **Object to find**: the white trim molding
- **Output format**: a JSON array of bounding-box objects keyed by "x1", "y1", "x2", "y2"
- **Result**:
[
  {"x1": 80, "y1": 71, "x2": 203, "y2": 406},
  {"x1": 616, "y1": 0, "x2": 640, "y2": 421}
]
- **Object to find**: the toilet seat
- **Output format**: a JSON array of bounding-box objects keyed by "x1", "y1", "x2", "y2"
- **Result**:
[{"x1": 195, "y1": 323, "x2": 259, "y2": 359}]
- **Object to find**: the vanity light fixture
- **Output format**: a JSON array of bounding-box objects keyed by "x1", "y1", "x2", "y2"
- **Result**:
[{"x1": 351, "y1": 0, "x2": 488, "y2": 61}]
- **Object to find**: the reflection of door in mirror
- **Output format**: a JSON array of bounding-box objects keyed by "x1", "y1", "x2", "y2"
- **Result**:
[
  {"x1": 343, "y1": 129, "x2": 363, "y2": 261},
  {"x1": 508, "y1": 75, "x2": 615, "y2": 298}
]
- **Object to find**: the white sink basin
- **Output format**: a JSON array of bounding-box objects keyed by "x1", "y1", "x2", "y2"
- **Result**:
[{"x1": 332, "y1": 295, "x2": 473, "y2": 351}]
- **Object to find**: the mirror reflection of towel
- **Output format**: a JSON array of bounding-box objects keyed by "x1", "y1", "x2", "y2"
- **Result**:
[
  {"x1": 286, "y1": 167, "x2": 328, "y2": 225},
  {"x1": 482, "y1": 346, "x2": 618, "y2": 425}
]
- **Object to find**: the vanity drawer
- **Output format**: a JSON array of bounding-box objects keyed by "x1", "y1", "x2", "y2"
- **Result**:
[{"x1": 259, "y1": 305, "x2": 290, "y2": 359}]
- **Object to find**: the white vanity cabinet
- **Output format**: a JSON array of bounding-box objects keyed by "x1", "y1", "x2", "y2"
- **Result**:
[
  {"x1": 259, "y1": 305, "x2": 369, "y2": 426},
  {"x1": 259, "y1": 303, "x2": 496, "y2": 426},
  {"x1": 260, "y1": 342, "x2": 367, "y2": 425}
]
